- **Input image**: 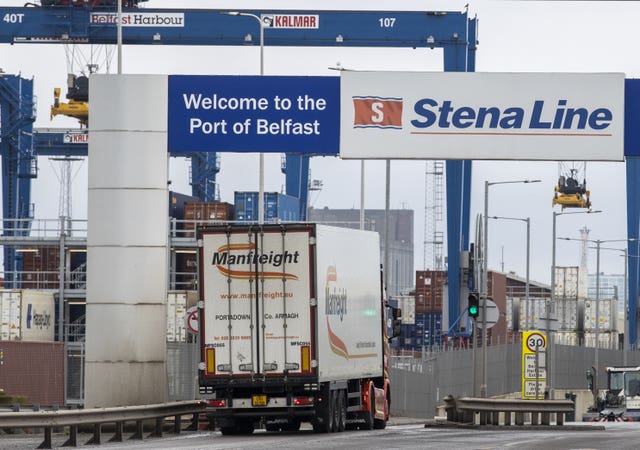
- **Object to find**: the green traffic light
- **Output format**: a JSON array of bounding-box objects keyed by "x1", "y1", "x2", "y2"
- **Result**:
[{"x1": 468, "y1": 292, "x2": 480, "y2": 318}]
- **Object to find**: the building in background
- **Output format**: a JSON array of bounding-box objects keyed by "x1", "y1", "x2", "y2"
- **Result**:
[
  {"x1": 308, "y1": 207, "x2": 413, "y2": 296},
  {"x1": 589, "y1": 273, "x2": 625, "y2": 312}
]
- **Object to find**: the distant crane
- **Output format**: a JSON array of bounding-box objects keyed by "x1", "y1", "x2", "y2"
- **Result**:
[{"x1": 423, "y1": 160, "x2": 444, "y2": 270}]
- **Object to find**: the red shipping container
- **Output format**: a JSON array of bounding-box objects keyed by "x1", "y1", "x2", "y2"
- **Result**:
[
  {"x1": 183, "y1": 202, "x2": 234, "y2": 237},
  {"x1": 0, "y1": 341, "x2": 64, "y2": 406},
  {"x1": 21, "y1": 247, "x2": 61, "y2": 289},
  {"x1": 415, "y1": 270, "x2": 447, "y2": 313}
]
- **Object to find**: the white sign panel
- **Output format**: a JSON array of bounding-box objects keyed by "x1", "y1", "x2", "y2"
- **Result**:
[
  {"x1": 523, "y1": 380, "x2": 547, "y2": 398},
  {"x1": 524, "y1": 354, "x2": 547, "y2": 379},
  {"x1": 340, "y1": 71, "x2": 624, "y2": 161}
]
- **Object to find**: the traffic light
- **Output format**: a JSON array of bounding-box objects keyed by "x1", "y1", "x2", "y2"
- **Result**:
[{"x1": 468, "y1": 292, "x2": 479, "y2": 319}]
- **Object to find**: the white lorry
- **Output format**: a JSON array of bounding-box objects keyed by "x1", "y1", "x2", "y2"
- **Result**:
[{"x1": 197, "y1": 223, "x2": 399, "y2": 434}]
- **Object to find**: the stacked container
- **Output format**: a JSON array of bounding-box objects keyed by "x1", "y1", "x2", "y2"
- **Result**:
[
  {"x1": 415, "y1": 270, "x2": 447, "y2": 314},
  {"x1": 175, "y1": 201, "x2": 234, "y2": 289},
  {"x1": 168, "y1": 191, "x2": 198, "y2": 222},
  {"x1": 234, "y1": 192, "x2": 300, "y2": 223},
  {"x1": 555, "y1": 266, "x2": 579, "y2": 331},
  {"x1": 20, "y1": 247, "x2": 60, "y2": 289},
  {"x1": 415, "y1": 312, "x2": 443, "y2": 348},
  {"x1": 0, "y1": 290, "x2": 55, "y2": 341},
  {"x1": 183, "y1": 201, "x2": 235, "y2": 237}
]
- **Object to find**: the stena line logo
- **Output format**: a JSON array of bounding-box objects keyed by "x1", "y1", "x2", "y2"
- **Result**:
[
  {"x1": 352, "y1": 96, "x2": 403, "y2": 129},
  {"x1": 353, "y1": 96, "x2": 614, "y2": 136}
]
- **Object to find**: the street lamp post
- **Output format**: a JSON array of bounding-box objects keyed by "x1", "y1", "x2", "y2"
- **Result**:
[
  {"x1": 223, "y1": 11, "x2": 265, "y2": 224},
  {"x1": 482, "y1": 179, "x2": 540, "y2": 398},
  {"x1": 489, "y1": 215, "x2": 531, "y2": 329}
]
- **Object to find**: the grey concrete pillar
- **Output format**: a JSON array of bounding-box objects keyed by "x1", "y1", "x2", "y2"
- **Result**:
[{"x1": 85, "y1": 74, "x2": 168, "y2": 406}]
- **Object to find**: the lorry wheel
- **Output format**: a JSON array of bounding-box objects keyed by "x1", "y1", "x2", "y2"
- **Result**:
[
  {"x1": 374, "y1": 396, "x2": 389, "y2": 429},
  {"x1": 313, "y1": 391, "x2": 334, "y2": 433},
  {"x1": 362, "y1": 387, "x2": 375, "y2": 430},
  {"x1": 337, "y1": 390, "x2": 346, "y2": 432},
  {"x1": 283, "y1": 419, "x2": 301, "y2": 431},
  {"x1": 330, "y1": 390, "x2": 340, "y2": 432}
]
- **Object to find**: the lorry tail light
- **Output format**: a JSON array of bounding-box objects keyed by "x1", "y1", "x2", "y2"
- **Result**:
[
  {"x1": 301, "y1": 345, "x2": 311, "y2": 372},
  {"x1": 205, "y1": 348, "x2": 216, "y2": 375},
  {"x1": 293, "y1": 396, "x2": 314, "y2": 406},
  {"x1": 207, "y1": 399, "x2": 227, "y2": 408}
]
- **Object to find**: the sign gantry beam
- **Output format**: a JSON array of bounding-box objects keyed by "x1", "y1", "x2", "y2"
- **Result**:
[{"x1": 0, "y1": 7, "x2": 475, "y2": 49}]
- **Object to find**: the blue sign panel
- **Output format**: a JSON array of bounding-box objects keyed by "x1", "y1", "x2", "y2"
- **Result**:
[
  {"x1": 625, "y1": 79, "x2": 640, "y2": 157},
  {"x1": 168, "y1": 75, "x2": 339, "y2": 154}
]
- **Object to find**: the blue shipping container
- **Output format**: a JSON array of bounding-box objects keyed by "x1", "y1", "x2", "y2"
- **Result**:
[
  {"x1": 404, "y1": 312, "x2": 443, "y2": 348},
  {"x1": 234, "y1": 192, "x2": 300, "y2": 223}
]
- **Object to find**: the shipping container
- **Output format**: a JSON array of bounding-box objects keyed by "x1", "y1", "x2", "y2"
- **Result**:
[
  {"x1": 506, "y1": 297, "x2": 553, "y2": 332},
  {"x1": 20, "y1": 247, "x2": 60, "y2": 289},
  {"x1": 390, "y1": 295, "x2": 415, "y2": 325},
  {"x1": 174, "y1": 251, "x2": 198, "y2": 290},
  {"x1": 166, "y1": 290, "x2": 198, "y2": 342},
  {"x1": 0, "y1": 290, "x2": 21, "y2": 340},
  {"x1": 555, "y1": 266, "x2": 579, "y2": 299},
  {"x1": 554, "y1": 330, "x2": 579, "y2": 346},
  {"x1": 183, "y1": 201, "x2": 234, "y2": 237},
  {"x1": 415, "y1": 270, "x2": 446, "y2": 313},
  {"x1": 584, "y1": 298, "x2": 617, "y2": 332},
  {"x1": 17, "y1": 246, "x2": 86, "y2": 290},
  {"x1": 0, "y1": 341, "x2": 64, "y2": 406},
  {"x1": 167, "y1": 291, "x2": 187, "y2": 343},
  {"x1": 584, "y1": 331, "x2": 619, "y2": 350},
  {"x1": 169, "y1": 190, "x2": 199, "y2": 221},
  {"x1": 234, "y1": 191, "x2": 300, "y2": 223},
  {"x1": 400, "y1": 323, "x2": 414, "y2": 339},
  {"x1": 556, "y1": 299, "x2": 578, "y2": 330},
  {"x1": 415, "y1": 312, "x2": 443, "y2": 347},
  {"x1": 0, "y1": 290, "x2": 55, "y2": 341}
]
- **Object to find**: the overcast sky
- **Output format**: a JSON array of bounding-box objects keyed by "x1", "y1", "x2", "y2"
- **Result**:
[{"x1": 1, "y1": 0, "x2": 638, "y2": 285}]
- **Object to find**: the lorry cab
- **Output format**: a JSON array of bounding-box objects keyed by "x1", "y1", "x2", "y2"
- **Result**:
[{"x1": 586, "y1": 366, "x2": 640, "y2": 421}]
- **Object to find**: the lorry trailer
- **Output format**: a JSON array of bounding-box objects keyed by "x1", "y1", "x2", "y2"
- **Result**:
[{"x1": 197, "y1": 223, "x2": 399, "y2": 434}]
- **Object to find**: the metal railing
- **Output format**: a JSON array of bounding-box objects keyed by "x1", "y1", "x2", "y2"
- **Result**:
[
  {"x1": 443, "y1": 395, "x2": 575, "y2": 426},
  {"x1": 0, "y1": 400, "x2": 206, "y2": 449}
]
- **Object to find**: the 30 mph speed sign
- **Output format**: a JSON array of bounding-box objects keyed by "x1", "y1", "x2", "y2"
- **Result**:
[
  {"x1": 525, "y1": 332, "x2": 546, "y2": 352},
  {"x1": 522, "y1": 330, "x2": 547, "y2": 400}
]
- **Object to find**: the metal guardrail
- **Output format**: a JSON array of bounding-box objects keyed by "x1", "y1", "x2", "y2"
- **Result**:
[
  {"x1": 443, "y1": 396, "x2": 575, "y2": 426},
  {"x1": 0, "y1": 400, "x2": 206, "y2": 449}
]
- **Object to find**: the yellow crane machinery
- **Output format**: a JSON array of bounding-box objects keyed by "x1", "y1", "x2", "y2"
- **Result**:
[
  {"x1": 50, "y1": 74, "x2": 88, "y2": 127},
  {"x1": 552, "y1": 162, "x2": 591, "y2": 210}
]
